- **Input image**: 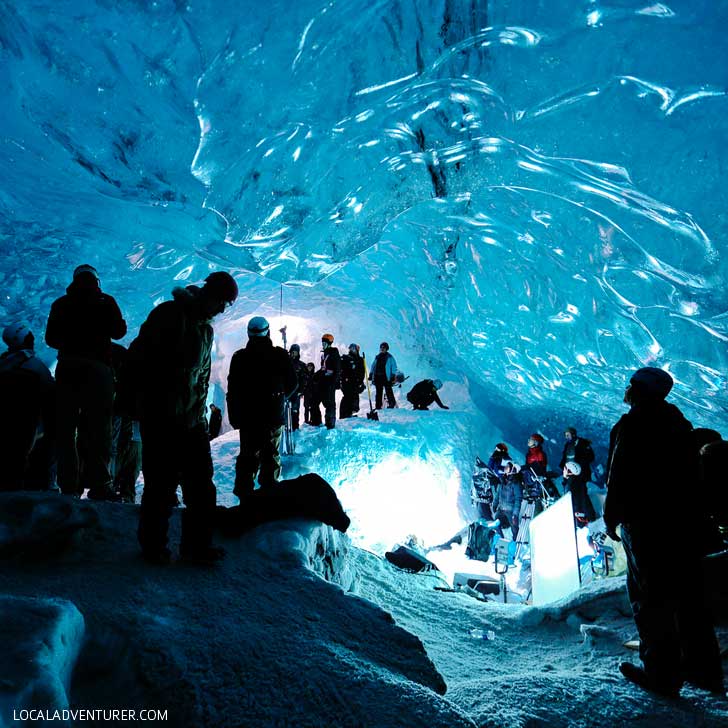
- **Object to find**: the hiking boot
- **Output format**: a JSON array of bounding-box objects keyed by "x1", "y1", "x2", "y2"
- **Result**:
[
  {"x1": 141, "y1": 547, "x2": 172, "y2": 566},
  {"x1": 179, "y1": 545, "x2": 226, "y2": 566},
  {"x1": 619, "y1": 662, "x2": 680, "y2": 699}
]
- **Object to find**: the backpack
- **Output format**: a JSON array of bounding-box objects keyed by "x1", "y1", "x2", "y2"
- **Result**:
[{"x1": 465, "y1": 521, "x2": 496, "y2": 562}]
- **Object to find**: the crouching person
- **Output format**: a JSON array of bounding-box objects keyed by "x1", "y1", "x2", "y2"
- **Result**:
[
  {"x1": 129, "y1": 272, "x2": 238, "y2": 564},
  {"x1": 227, "y1": 317, "x2": 297, "y2": 499}
]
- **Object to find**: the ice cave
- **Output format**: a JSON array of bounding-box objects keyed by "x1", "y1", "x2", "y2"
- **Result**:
[{"x1": 1, "y1": 1, "x2": 727, "y2": 726}]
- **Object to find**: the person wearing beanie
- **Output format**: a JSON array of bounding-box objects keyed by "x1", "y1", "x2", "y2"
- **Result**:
[
  {"x1": 369, "y1": 341, "x2": 398, "y2": 410},
  {"x1": 287, "y1": 343, "x2": 310, "y2": 431},
  {"x1": 605, "y1": 367, "x2": 724, "y2": 697},
  {"x1": 487, "y1": 442, "x2": 511, "y2": 478},
  {"x1": 227, "y1": 316, "x2": 297, "y2": 499},
  {"x1": 0, "y1": 324, "x2": 55, "y2": 491},
  {"x1": 127, "y1": 271, "x2": 238, "y2": 564},
  {"x1": 339, "y1": 343, "x2": 365, "y2": 419},
  {"x1": 45, "y1": 264, "x2": 127, "y2": 500},
  {"x1": 316, "y1": 333, "x2": 341, "y2": 429},
  {"x1": 405, "y1": 378, "x2": 449, "y2": 411}
]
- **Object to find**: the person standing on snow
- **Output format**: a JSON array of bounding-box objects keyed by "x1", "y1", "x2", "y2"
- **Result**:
[
  {"x1": 370, "y1": 341, "x2": 397, "y2": 409},
  {"x1": 45, "y1": 264, "x2": 127, "y2": 500},
  {"x1": 318, "y1": 333, "x2": 341, "y2": 429},
  {"x1": 227, "y1": 316, "x2": 297, "y2": 499},
  {"x1": 406, "y1": 378, "x2": 449, "y2": 411},
  {"x1": 605, "y1": 367, "x2": 724, "y2": 698},
  {"x1": 339, "y1": 343, "x2": 365, "y2": 419},
  {"x1": 128, "y1": 271, "x2": 238, "y2": 564},
  {"x1": 288, "y1": 344, "x2": 309, "y2": 430},
  {"x1": 0, "y1": 324, "x2": 55, "y2": 491}
]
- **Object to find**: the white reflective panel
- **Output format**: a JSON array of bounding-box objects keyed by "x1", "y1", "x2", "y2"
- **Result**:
[{"x1": 530, "y1": 493, "x2": 580, "y2": 606}]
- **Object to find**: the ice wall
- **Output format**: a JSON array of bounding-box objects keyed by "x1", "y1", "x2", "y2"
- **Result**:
[{"x1": 2, "y1": 0, "x2": 727, "y2": 440}]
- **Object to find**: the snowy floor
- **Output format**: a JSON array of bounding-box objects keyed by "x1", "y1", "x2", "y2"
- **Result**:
[{"x1": 6, "y1": 402, "x2": 725, "y2": 726}]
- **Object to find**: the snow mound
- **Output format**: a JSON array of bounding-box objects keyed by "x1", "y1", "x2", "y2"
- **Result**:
[{"x1": 0, "y1": 595, "x2": 84, "y2": 725}]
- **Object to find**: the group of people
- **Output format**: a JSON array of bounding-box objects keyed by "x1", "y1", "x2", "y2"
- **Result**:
[
  {"x1": 0, "y1": 266, "x2": 450, "y2": 566},
  {"x1": 473, "y1": 427, "x2": 596, "y2": 537},
  {"x1": 470, "y1": 367, "x2": 727, "y2": 699}
]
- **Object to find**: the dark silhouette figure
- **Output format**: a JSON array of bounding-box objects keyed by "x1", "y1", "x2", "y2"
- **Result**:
[
  {"x1": 227, "y1": 316, "x2": 296, "y2": 499},
  {"x1": 339, "y1": 343, "x2": 365, "y2": 419},
  {"x1": 317, "y1": 333, "x2": 341, "y2": 429},
  {"x1": 370, "y1": 342, "x2": 397, "y2": 409},
  {"x1": 559, "y1": 427, "x2": 596, "y2": 525},
  {"x1": 605, "y1": 367, "x2": 724, "y2": 697},
  {"x1": 0, "y1": 324, "x2": 55, "y2": 491},
  {"x1": 45, "y1": 264, "x2": 126, "y2": 499},
  {"x1": 208, "y1": 403, "x2": 222, "y2": 440},
  {"x1": 288, "y1": 344, "x2": 309, "y2": 430},
  {"x1": 303, "y1": 362, "x2": 317, "y2": 425},
  {"x1": 406, "y1": 379, "x2": 449, "y2": 411},
  {"x1": 128, "y1": 271, "x2": 238, "y2": 564}
]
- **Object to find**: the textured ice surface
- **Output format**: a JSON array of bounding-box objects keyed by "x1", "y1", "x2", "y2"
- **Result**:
[{"x1": 2, "y1": 0, "x2": 728, "y2": 436}]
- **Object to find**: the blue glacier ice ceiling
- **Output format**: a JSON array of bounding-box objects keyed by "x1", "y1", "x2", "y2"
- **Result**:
[{"x1": 2, "y1": 0, "x2": 728, "y2": 437}]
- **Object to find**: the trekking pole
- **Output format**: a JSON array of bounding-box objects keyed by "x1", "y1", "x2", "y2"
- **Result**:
[{"x1": 361, "y1": 353, "x2": 379, "y2": 421}]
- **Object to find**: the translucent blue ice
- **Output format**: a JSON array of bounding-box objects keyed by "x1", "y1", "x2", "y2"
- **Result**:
[{"x1": 2, "y1": 0, "x2": 727, "y2": 441}]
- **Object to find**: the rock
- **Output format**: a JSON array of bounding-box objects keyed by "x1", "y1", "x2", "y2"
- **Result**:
[
  {"x1": 0, "y1": 595, "x2": 84, "y2": 726},
  {"x1": 0, "y1": 492, "x2": 99, "y2": 558}
]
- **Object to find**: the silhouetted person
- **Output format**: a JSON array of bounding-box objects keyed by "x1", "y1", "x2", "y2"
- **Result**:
[
  {"x1": 45, "y1": 264, "x2": 126, "y2": 499},
  {"x1": 288, "y1": 344, "x2": 309, "y2": 430},
  {"x1": 227, "y1": 316, "x2": 296, "y2": 499},
  {"x1": 208, "y1": 403, "x2": 222, "y2": 440},
  {"x1": 0, "y1": 324, "x2": 55, "y2": 491},
  {"x1": 559, "y1": 426, "x2": 596, "y2": 524},
  {"x1": 605, "y1": 367, "x2": 724, "y2": 697},
  {"x1": 318, "y1": 333, "x2": 341, "y2": 429},
  {"x1": 370, "y1": 341, "x2": 397, "y2": 409},
  {"x1": 108, "y1": 343, "x2": 141, "y2": 503},
  {"x1": 303, "y1": 362, "x2": 316, "y2": 425},
  {"x1": 487, "y1": 443, "x2": 511, "y2": 477},
  {"x1": 129, "y1": 271, "x2": 238, "y2": 564},
  {"x1": 340, "y1": 343, "x2": 365, "y2": 419},
  {"x1": 406, "y1": 378, "x2": 449, "y2": 411}
]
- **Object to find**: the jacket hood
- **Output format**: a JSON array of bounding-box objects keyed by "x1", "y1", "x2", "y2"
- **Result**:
[
  {"x1": 66, "y1": 278, "x2": 101, "y2": 296},
  {"x1": 172, "y1": 285, "x2": 209, "y2": 321}
]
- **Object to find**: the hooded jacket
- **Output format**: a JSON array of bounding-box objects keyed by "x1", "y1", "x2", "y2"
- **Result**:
[
  {"x1": 227, "y1": 336, "x2": 297, "y2": 429},
  {"x1": 46, "y1": 279, "x2": 126, "y2": 364},
  {"x1": 559, "y1": 437, "x2": 595, "y2": 481},
  {"x1": 604, "y1": 399, "x2": 696, "y2": 532},
  {"x1": 125, "y1": 286, "x2": 212, "y2": 428}
]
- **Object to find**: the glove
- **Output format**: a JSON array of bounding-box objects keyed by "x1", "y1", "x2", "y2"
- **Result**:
[{"x1": 359, "y1": 383, "x2": 366, "y2": 393}]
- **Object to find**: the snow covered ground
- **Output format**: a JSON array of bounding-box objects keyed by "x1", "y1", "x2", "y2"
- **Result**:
[{"x1": 0, "y1": 396, "x2": 711, "y2": 726}]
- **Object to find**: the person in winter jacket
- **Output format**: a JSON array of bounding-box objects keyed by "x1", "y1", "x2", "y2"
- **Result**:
[
  {"x1": 339, "y1": 343, "x2": 365, "y2": 419},
  {"x1": 317, "y1": 333, "x2": 341, "y2": 429},
  {"x1": 525, "y1": 433, "x2": 548, "y2": 476},
  {"x1": 0, "y1": 324, "x2": 55, "y2": 491},
  {"x1": 487, "y1": 443, "x2": 511, "y2": 477},
  {"x1": 492, "y1": 460, "x2": 523, "y2": 539},
  {"x1": 406, "y1": 379, "x2": 449, "y2": 411},
  {"x1": 45, "y1": 264, "x2": 126, "y2": 499},
  {"x1": 288, "y1": 344, "x2": 309, "y2": 430},
  {"x1": 227, "y1": 316, "x2": 297, "y2": 498},
  {"x1": 605, "y1": 367, "x2": 724, "y2": 698},
  {"x1": 208, "y1": 404, "x2": 223, "y2": 440},
  {"x1": 303, "y1": 362, "x2": 317, "y2": 425},
  {"x1": 370, "y1": 342, "x2": 397, "y2": 409},
  {"x1": 128, "y1": 271, "x2": 238, "y2": 564},
  {"x1": 559, "y1": 427, "x2": 595, "y2": 482}
]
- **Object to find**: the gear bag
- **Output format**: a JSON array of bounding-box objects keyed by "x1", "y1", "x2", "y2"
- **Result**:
[{"x1": 465, "y1": 520, "x2": 497, "y2": 562}]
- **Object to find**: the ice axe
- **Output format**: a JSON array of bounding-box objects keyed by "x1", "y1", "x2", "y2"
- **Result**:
[{"x1": 362, "y1": 353, "x2": 379, "y2": 421}]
